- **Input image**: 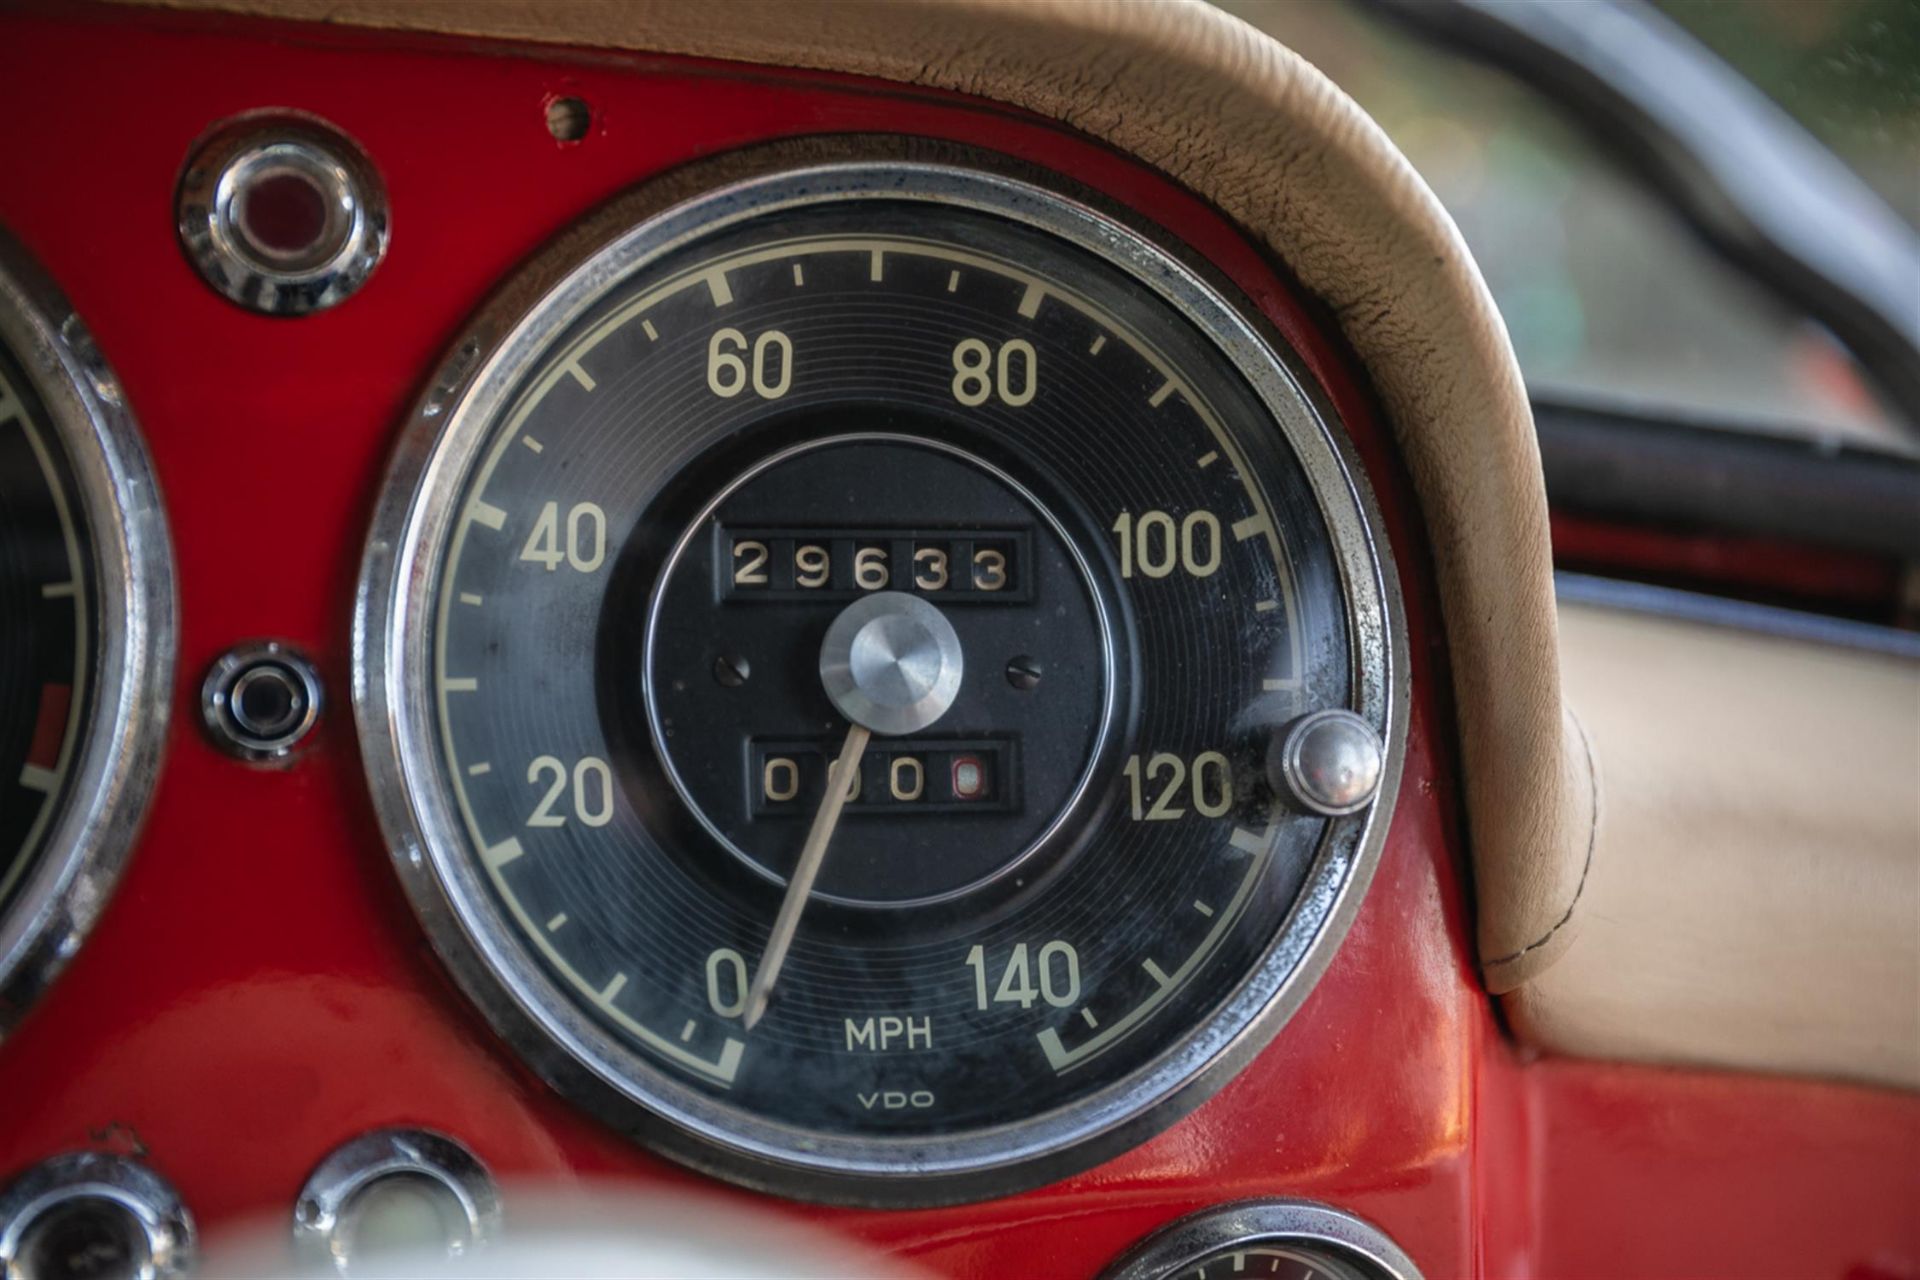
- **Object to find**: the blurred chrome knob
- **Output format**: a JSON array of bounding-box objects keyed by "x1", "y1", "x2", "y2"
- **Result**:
[
  {"x1": 0, "y1": 1152, "x2": 195, "y2": 1280},
  {"x1": 293, "y1": 1129, "x2": 499, "y2": 1275}
]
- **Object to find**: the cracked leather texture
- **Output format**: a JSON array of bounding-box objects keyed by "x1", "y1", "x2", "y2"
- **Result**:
[{"x1": 123, "y1": 0, "x2": 1598, "y2": 988}]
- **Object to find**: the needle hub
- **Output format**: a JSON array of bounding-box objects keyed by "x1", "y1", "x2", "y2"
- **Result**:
[{"x1": 819, "y1": 591, "x2": 964, "y2": 735}]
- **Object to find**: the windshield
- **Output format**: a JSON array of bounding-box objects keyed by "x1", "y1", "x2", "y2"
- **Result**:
[{"x1": 1221, "y1": 0, "x2": 1919, "y2": 452}]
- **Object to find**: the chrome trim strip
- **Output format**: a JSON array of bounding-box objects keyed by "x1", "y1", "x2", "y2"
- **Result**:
[{"x1": 1555, "y1": 571, "x2": 1920, "y2": 661}]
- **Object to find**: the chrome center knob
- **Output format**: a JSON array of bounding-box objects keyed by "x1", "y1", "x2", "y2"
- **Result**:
[{"x1": 820, "y1": 591, "x2": 964, "y2": 735}]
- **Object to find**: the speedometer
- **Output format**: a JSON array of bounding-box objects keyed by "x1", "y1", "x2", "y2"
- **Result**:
[{"x1": 356, "y1": 142, "x2": 1402, "y2": 1204}]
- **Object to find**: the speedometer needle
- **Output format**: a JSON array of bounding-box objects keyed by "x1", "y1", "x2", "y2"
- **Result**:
[
  {"x1": 744, "y1": 592, "x2": 965, "y2": 1031},
  {"x1": 742, "y1": 720, "x2": 871, "y2": 1030}
]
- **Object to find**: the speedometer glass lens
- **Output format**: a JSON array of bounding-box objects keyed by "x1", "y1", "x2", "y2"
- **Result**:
[{"x1": 363, "y1": 146, "x2": 1399, "y2": 1201}]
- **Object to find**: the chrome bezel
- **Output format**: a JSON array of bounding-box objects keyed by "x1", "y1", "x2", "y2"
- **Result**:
[
  {"x1": 175, "y1": 113, "x2": 389, "y2": 317},
  {"x1": 0, "y1": 1151, "x2": 196, "y2": 1279},
  {"x1": 353, "y1": 139, "x2": 1407, "y2": 1206},
  {"x1": 0, "y1": 228, "x2": 176, "y2": 1039},
  {"x1": 200, "y1": 639, "x2": 325, "y2": 763},
  {"x1": 1098, "y1": 1199, "x2": 1424, "y2": 1280},
  {"x1": 292, "y1": 1128, "x2": 501, "y2": 1274}
]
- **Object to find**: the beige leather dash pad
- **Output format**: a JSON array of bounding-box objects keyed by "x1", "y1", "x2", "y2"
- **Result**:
[{"x1": 1510, "y1": 603, "x2": 1920, "y2": 1091}]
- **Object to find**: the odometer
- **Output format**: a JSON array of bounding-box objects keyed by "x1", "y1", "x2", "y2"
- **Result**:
[{"x1": 357, "y1": 144, "x2": 1402, "y2": 1203}]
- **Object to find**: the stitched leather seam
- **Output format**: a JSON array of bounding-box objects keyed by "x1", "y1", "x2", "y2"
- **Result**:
[{"x1": 1485, "y1": 711, "x2": 1599, "y2": 971}]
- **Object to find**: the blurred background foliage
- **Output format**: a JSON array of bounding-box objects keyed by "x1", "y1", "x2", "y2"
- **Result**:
[{"x1": 1218, "y1": 0, "x2": 1919, "y2": 451}]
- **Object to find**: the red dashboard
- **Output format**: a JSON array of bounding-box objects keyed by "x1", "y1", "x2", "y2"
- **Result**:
[{"x1": 0, "y1": 8, "x2": 1913, "y2": 1278}]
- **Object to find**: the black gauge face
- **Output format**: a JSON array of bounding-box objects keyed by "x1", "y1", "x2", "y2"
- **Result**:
[
  {"x1": 368, "y1": 149, "x2": 1398, "y2": 1201},
  {"x1": 0, "y1": 342, "x2": 91, "y2": 919}
]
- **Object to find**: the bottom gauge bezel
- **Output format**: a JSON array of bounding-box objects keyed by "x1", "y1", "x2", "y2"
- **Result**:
[
  {"x1": 354, "y1": 137, "x2": 1407, "y2": 1206},
  {"x1": 0, "y1": 228, "x2": 175, "y2": 1038},
  {"x1": 1099, "y1": 1200, "x2": 1425, "y2": 1280}
]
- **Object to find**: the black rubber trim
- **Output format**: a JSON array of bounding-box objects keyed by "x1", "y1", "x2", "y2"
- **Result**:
[{"x1": 1536, "y1": 394, "x2": 1920, "y2": 560}]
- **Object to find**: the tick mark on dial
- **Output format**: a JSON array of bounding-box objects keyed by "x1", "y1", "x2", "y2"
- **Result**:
[
  {"x1": 1232, "y1": 513, "x2": 1273, "y2": 542},
  {"x1": 1228, "y1": 826, "x2": 1265, "y2": 855}
]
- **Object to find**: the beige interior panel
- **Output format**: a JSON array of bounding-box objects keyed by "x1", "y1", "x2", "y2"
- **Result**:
[
  {"x1": 1508, "y1": 603, "x2": 1920, "y2": 1090},
  {"x1": 122, "y1": 0, "x2": 1597, "y2": 992}
]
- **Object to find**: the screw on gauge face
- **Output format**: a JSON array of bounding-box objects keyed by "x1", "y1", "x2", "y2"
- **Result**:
[
  {"x1": 1270, "y1": 709, "x2": 1385, "y2": 817},
  {"x1": 712, "y1": 653, "x2": 751, "y2": 687},
  {"x1": 1005, "y1": 655, "x2": 1042, "y2": 691}
]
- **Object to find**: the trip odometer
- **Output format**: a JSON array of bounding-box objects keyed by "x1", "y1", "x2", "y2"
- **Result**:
[{"x1": 357, "y1": 144, "x2": 1402, "y2": 1203}]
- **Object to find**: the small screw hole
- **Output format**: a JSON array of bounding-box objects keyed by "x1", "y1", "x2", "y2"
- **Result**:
[{"x1": 545, "y1": 97, "x2": 591, "y2": 144}]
